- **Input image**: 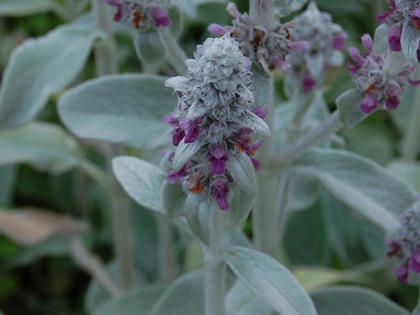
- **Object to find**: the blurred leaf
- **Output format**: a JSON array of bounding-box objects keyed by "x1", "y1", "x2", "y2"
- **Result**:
[
  {"x1": 59, "y1": 74, "x2": 175, "y2": 150},
  {"x1": 0, "y1": 166, "x2": 16, "y2": 207},
  {"x1": 0, "y1": 122, "x2": 82, "y2": 173},
  {"x1": 0, "y1": 24, "x2": 104, "y2": 128},
  {"x1": 287, "y1": 171, "x2": 320, "y2": 211},
  {"x1": 275, "y1": 0, "x2": 307, "y2": 17},
  {"x1": 113, "y1": 157, "x2": 166, "y2": 214},
  {"x1": 85, "y1": 261, "x2": 145, "y2": 313},
  {"x1": 401, "y1": 21, "x2": 420, "y2": 64},
  {"x1": 225, "y1": 246, "x2": 317, "y2": 315},
  {"x1": 173, "y1": 0, "x2": 226, "y2": 18},
  {"x1": 311, "y1": 286, "x2": 409, "y2": 315},
  {"x1": 149, "y1": 271, "x2": 204, "y2": 315},
  {"x1": 0, "y1": 208, "x2": 87, "y2": 246},
  {"x1": 227, "y1": 153, "x2": 257, "y2": 195},
  {"x1": 227, "y1": 187, "x2": 253, "y2": 228},
  {"x1": 294, "y1": 268, "x2": 351, "y2": 291},
  {"x1": 392, "y1": 87, "x2": 418, "y2": 133},
  {"x1": 226, "y1": 281, "x2": 274, "y2": 315},
  {"x1": 0, "y1": 0, "x2": 57, "y2": 16},
  {"x1": 336, "y1": 88, "x2": 365, "y2": 128},
  {"x1": 388, "y1": 160, "x2": 420, "y2": 192},
  {"x1": 316, "y1": 0, "x2": 365, "y2": 16},
  {"x1": 93, "y1": 284, "x2": 164, "y2": 315},
  {"x1": 294, "y1": 149, "x2": 416, "y2": 231},
  {"x1": 134, "y1": 30, "x2": 166, "y2": 64},
  {"x1": 162, "y1": 181, "x2": 185, "y2": 217},
  {"x1": 413, "y1": 305, "x2": 420, "y2": 315}
]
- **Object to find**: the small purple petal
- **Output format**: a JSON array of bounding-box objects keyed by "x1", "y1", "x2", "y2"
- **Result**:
[
  {"x1": 386, "y1": 239, "x2": 401, "y2": 257},
  {"x1": 210, "y1": 144, "x2": 227, "y2": 159},
  {"x1": 332, "y1": 32, "x2": 348, "y2": 51},
  {"x1": 360, "y1": 93, "x2": 378, "y2": 114},
  {"x1": 167, "y1": 168, "x2": 186, "y2": 183},
  {"x1": 212, "y1": 178, "x2": 229, "y2": 211},
  {"x1": 184, "y1": 126, "x2": 200, "y2": 143},
  {"x1": 271, "y1": 58, "x2": 288, "y2": 70},
  {"x1": 251, "y1": 139, "x2": 263, "y2": 151},
  {"x1": 386, "y1": 95, "x2": 400, "y2": 110},
  {"x1": 388, "y1": 26, "x2": 402, "y2": 52},
  {"x1": 172, "y1": 128, "x2": 185, "y2": 146},
  {"x1": 153, "y1": 7, "x2": 171, "y2": 27},
  {"x1": 210, "y1": 156, "x2": 228, "y2": 174},
  {"x1": 252, "y1": 106, "x2": 269, "y2": 119},
  {"x1": 409, "y1": 79, "x2": 420, "y2": 86},
  {"x1": 348, "y1": 46, "x2": 365, "y2": 67},
  {"x1": 361, "y1": 34, "x2": 373, "y2": 54},
  {"x1": 410, "y1": 250, "x2": 420, "y2": 272},
  {"x1": 302, "y1": 72, "x2": 316, "y2": 92},
  {"x1": 163, "y1": 114, "x2": 179, "y2": 126},
  {"x1": 289, "y1": 41, "x2": 311, "y2": 52},
  {"x1": 251, "y1": 158, "x2": 260, "y2": 171},
  {"x1": 208, "y1": 24, "x2": 228, "y2": 36},
  {"x1": 227, "y1": 2, "x2": 240, "y2": 18},
  {"x1": 396, "y1": 261, "x2": 409, "y2": 283},
  {"x1": 376, "y1": 0, "x2": 396, "y2": 22}
]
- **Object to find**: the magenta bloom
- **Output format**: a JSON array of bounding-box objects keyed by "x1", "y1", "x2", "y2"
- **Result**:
[
  {"x1": 387, "y1": 26, "x2": 402, "y2": 51},
  {"x1": 410, "y1": 250, "x2": 420, "y2": 272},
  {"x1": 332, "y1": 33, "x2": 348, "y2": 51},
  {"x1": 302, "y1": 72, "x2": 316, "y2": 92},
  {"x1": 396, "y1": 262, "x2": 409, "y2": 283},
  {"x1": 376, "y1": 0, "x2": 396, "y2": 22},
  {"x1": 209, "y1": 144, "x2": 228, "y2": 175},
  {"x1": 386, "y1": 239, "x2": 401, "y2": 257},
  {"x1": 212, "y1": 178, "x2": 229, "y2": 211},
  {"x1": 252, "y1": 106, "x2": 269, "y2": 119},
  {"x1": 207, "y1": 24, "x2": 229, "y2": 36}
]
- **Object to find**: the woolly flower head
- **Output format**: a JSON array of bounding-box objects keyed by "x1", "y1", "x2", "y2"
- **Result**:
[
  {"x1": 207, "y1": 3, "x2": 307, "y2": 72},
  {"x1": 104, "y1": 0, "x2": 171, "y2": 29},
  {"x1": 164, "y1": 35, "x2": 270, "y2": 211},
  {"x1": 386, "y1": 201, "x2": 420, "y2": 284},
  {"x1": 377, "y1": 0, "x2": 420, "y2": 61},
  {"x1": 285, "y1": 2, "x2": 347, "y2": 93},
  {"x1": 348, "y1": 34, "x2": 418, "y2": 114}
]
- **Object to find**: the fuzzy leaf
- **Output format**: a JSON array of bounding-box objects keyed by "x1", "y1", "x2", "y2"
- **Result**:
[
  {"x1": 0, "y1": 24, "x2": 104, "y2": 128},
  {"x1": 93, "y1": 285, "x2": 164, "y2": 315},
  {"x1": 172, "y1": 0, "x2": 226, "y2": 18},
  {"x1": 112, "y1": 157, "x2": 166, "y2": 214},
  {"x1": 0, "y1": 122, "x2": 82, "y2": 173},
  {"x1": 401, "y1": 21, "x2": 420, "y2": 64},
  {"x1": 387, "y1": 160, "x2": 420, "y2": 191},
  {"x1": 149, "y1": 271, "x2": 204, "y2": 315},
  {"x1": 173, "y1": 140, "x2": 202, "y2": 170},
  {"x1": 373, "y1": 24, "x2": 389, "y2": 54},
  {"x1": 311, "y1": 286, "x2": 409, "y2": 315},
  {"x1": 294, "y1": 149, "x2": 416, "y2": 231},
  {"x1": 275, "y1": 0, "x2": 307, "y2": 17},
  {"x1": 162, "y1": 181, "x2": 186, "y2": 217},
  {"x1": 225, "y1": 246, "x2": 317, "y2": 315},
  {"x1": 59, "y1": 74, "x2": 176, "y2": 150},
  {"x1": 227, "y1": 153, "x2": 257, "y2": 195},
  {"x1": 134, "y1": 30, "x2": 166, "y2": 64},
  {"x1": 0, "y1": 0, "x2": 57, "y2": 16},
  {"x1": 227, "y1": 188, "x2": 254, "y2": 228},
  {"x1": 0, "y1": 208, "x2": 87, "y2": 246},
  {"x1": 246, "y1": 112, "x2": 271, "y2": 137},
  {"x1": 305, "y1": 52, "x2": 325, "y2": 80},
  {"x1": 336, "y1": 88, "x2": 365, "y2": 128}
]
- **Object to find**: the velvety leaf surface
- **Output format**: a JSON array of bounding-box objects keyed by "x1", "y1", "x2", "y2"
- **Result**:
[
  {"x1": 113, "y1": 157, "x2": 166, "y2": 214},
  {"x1": 0, "y1": 0, "x2": 56, "y2": 16},
  {"x1": 311, "y1": 286, "x2": 409, "y2": 315},
  {"x1": 0, "y1": 24, "x2": 103, "y2": 128},
  {"x1": 295, "y1": 149, "x2": 416, "y2": 231},
  {"x1": 225, "y1": 246, "x2": 317, "y2": 315},
  {"x1": 59, "y1": 74, "x2": 176, "y2": 150}
]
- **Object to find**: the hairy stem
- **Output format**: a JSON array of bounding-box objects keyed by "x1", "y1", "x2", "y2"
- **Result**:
[
  {"x1": 69, "y1": 236, "x2": 122, "y2": 297},
  {"x1": 249, "y1": 0, "x2": 276, "y2": 27},
  {"x1": 157, "y1": 215, "x2": 176, "y2": 284},
  {"x1": 158, "y1": 27, "x2": 188, "y2": 75},
  {"x1": 92, "y1": 0, "x2": 135, "y2": 290},
  {"x1": 204, "y1": 207, "x2": 227, "y2": 315},
  {"x1": 277, "y1": 175, "x2": 292, "y2": 245},
  {"x1": 401, "y1": 88, "x2": 420, "y2": 161},
  {"x1": 268, "y1": 111, "x2": 343, "y2": 169}
]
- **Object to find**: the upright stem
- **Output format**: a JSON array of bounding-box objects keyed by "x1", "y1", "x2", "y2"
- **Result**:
[
  {"x1": 157, "y1": 215, "x2": 176, "y2": 284},
  {"x1": 401, "y1": 88, "x2": 420, "y2": 161},
  {"x1": 204, "y1": 207, "x2": 227, "y2": 315},
  {"x1": 277, "y1": 175, "x2": 292, "y2": 245},
  {"x1": 92, "y1": 0, "x2": 135, "y2": 290},
  {"x1": 249, "y1": 0, "x2": 275, "y2": 27},
  {"x1": 158, "y1": 27, "x2": 188, "y2": 75}
]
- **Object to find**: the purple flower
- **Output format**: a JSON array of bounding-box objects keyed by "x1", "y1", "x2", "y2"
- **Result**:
[
  {"x1": 184, "y1": 120, "x2": 201, "y2": 143},
  {"x1": 167, "y1": 168, "x2": 186, "y2": 183},
  {"x1": 360, "y1": 93, "x2": 378, "y2": 114},
  {"x1": 396, "y1": 261, "x2": 409, "y2": 283},
  {"x1": 332, "y1": 33, "x2": 348, "y2": 51},
  {"x1": 348, "y1": 46, "x2": 366, "y2": 73},
  {"x1": 376, "y1": 0, "x2": 396, "y2": 22},
  {"x1": 386, "y1": 239, "x2": 401, "y2": 257},
  {"x1": 212, "y1": 178, "x2": 229, "y2": 211},
  {"x1": 302, "y1": 72, "x2": 316, "y2": 92},
  {"x1": 172, "y1": 128, "x2": 185, "y2": 146},
  {"x1": 209, "y1": 144, "x2": 228, "y2": 175},
  {"x1": 387, "y1": 26, "x2": 402, "y2": 52},
  {"x1": 289, "y1": 41, "x2": 311, "y2": 53},
  {"x1": 152, "y1": 7, "x2": 171, "y2": 27},
  {"x1": 207, "y1": 24, "x2": 229, "y2": 36},
  {"x1": 163, "y1": 114, "x2": 179, "y2": 126},
  {"x1": 252, "y1": 106, "x2": 269, "y2": 119}
]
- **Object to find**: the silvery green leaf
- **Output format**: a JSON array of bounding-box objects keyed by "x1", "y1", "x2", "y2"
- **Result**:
[
  {"x1": 328, "y1": 51, "x2": 344, "y2": 67},
  {"x1": 287, "y1": 171, "x2": 320, "y2": 212},
  {"x1": 173, "y1": 140, "x2": 202, "y2": 170},
  {"x1": 0, "y1": 166, "x2": 16, "y2": 207},
  {"x1": 225, "y1": 246, "x2": 317, "y2": 315},
  {"x1": 401, "y1": 21, "x2": 420, "y2": 64},
  {"x1": 311, "y1": 286, "x2": 409, "y2": 315},
  {"x1": 374, "y1": 24, "x2": 389, "y2": 55},
  {"x1": 184, "y1": 196, "x2": 210, "y2": 244},
  {"x1": 162, "y1": 181, "x2": 186, "y2": 217},
  {"x1": 336, "y1": 88, "x2": 365, "y2": 128},
  {"x1": 246, "y1": 112, "x2": 271, "y2": 137},
  {"x1": 0, "y1": 0, "x2": 57, "y2": 16},
  {"x1": 226, "y1": 281, "x2": 275, "y2": 315},
  {"x1": 0, "y1": 24, "x2": 104, "y2": 128},
  {"x1": 112, "y1": 157, "x2": 166, "y2": 214},
  {"x1": 386, "y1": 51, "x2": 411, "y2": 76},
  {"x1": 227, "y1": 188, "x2": 254, "y2": 228},
  {"x1": 413, "y1": 305, "x2": 420, "y2": 315},
  {"x1": 93, "y1": 285, "x2": 164, "y2": 315},
  {"x1": 172, "y1": 0, "x2": 226, "y2": 18},
  {"x1": 294, "y1": 149, "x2": 416, "y2": 231},
  {"x1": 149, "y1": 271, "x2": 204, "y2": 315},
  {"x1": 227, "y1": 153, "x2": 257, "y2": 195},
  {"x1": 0, "y1": 122, "x2": 82, "y2": 173},
  {"x1": 391, "y1": 86, "x2": 417, "y2": 133},
  {"x1": 252, "y1": 67, "x2": 269, "y2": 107},
  {"x1": 275, "y1": 0, "x2": 307, "y2": 18},
  {"x1": 59, "y1": 74, "x2": 176, "y2": 150},
  {"x1": 169, "y1": 6, "x2": 183, "y2": 38},
  {"x1": 134, "y1": 29, "x2": 166, "y2": 64},
  {"x1": 387, "y1": 160, "x2": 420, "y2": 191},
  {"x1": 305, "y1": 52, "x2": 325, "y2": 80}
]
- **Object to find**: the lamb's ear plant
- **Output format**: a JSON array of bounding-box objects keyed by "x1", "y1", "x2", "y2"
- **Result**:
[{"x1": 4, "y1": 0, "x2": 420, "y2": 314}]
